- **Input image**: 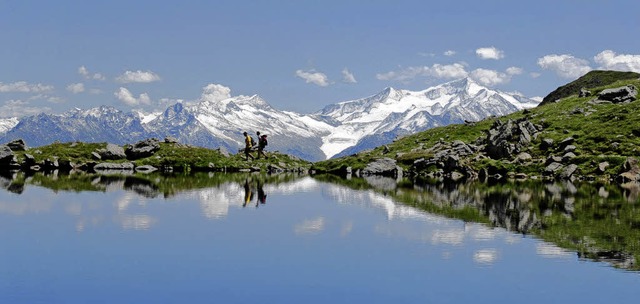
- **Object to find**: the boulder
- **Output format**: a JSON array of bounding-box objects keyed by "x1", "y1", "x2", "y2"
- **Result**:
[
  {"x1": 579, "y1": 88, "x2": 592, "y2": 97},
  {"x1": 592, "y1": 85, "x2": 637, "y2": 104},
  {"x1": 97, "y1": 143, "x2": 127, "y2": 160},
  {"x1": 6, "y1": 139, "x2": 26, "y2": 151},
  {"x1": 94, "y1": 162, "x2": 135, "y2": 171},
  {"x1": 597, "y1": 161, "x2": 610, "y2": 174},
  {"x1": 540, "y1": 138, "x2": 554, "y2": 150},
  {"x1": 0, "y1": 145, "x2": 14, "y2": 165},
  {"x1": 617, "y1": 157, "x2": 640, "y2": 182},
  {"x1": 125, "y1": 138, "x2": 160, "y2": 160},
  {"x1": 164, "y1": 136, "x2": 179, "y2": 143},
  {"x1": 559, "y1": 164, "x2": 579, "y2": 179},
  {"x1": 362, "y1": 157, "x2": 402, "y2": 178}
]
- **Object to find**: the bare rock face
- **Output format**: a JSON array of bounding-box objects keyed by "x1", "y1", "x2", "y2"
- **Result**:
[
  {"x1": 617, "y1": 157, "x2": 640, "y2": 182},
  {"x1": 0, "y1": 145, "x2": 14, "y2": 165}
]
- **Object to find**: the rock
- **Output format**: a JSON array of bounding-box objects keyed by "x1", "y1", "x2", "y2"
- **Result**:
[
  {"x1": 559, "y1": 164, "x2": 578, "y2": 179},
  {"x1": 382, "y1": 145, "x2": 390, "y2": 154},
  {"x1": 562, "y1": 152, "x2": 576, "y2": 162},
  {"x1": 540, "y1": 138, "x2": 554, "y2": 150},
  {"x1": 557, "y1": 137, "x2": 575, "y2": 151},
  {"x1": 97, "y1": 143, "x2": 127, "y2": 160},
  {"x1": 0, "y1": 145, "x2": 14, "y2": 165},
  {"x1": 164, "y1": 136, "x2": 178, "y2": 143},
  {"x1": 592, "y1": 84, "x2": 637, "y2": 104},
  {"x1": 125, "y1": 138, "x2": 160, "y2": 160},
  {"x1": 597, "y1": 161, "x2": 610, "y2": 174},
  {"x1": 362, "y1": 157, "x2": 402, "y2": 178},
  {"x1": 544, "y1": 162, "x2": 563, "y2": 175},
  {"x1": 545, "y1": 155, "x2": 563, "y2": 166},
  {"x1": 44, "y1": 158, "x2": 59, "y2": 169},
  {"x1": 217, "y1": 147, "x2": 230, "y2": 157},
  {"x1": 579, "y1": 87, "x2": 592, "y2": 97},
  {"x1": 6, "y1": 139, "x2": 26, "y2": 151},
  {"x1": 617, "y1": 157, "x2": 640, "y2": 182},
  {"x1": 563, "y1": 145, "x2": 577, "y2": 153},
  {"x1": 91, "y1": 152, "x2": 102, "y2": 160},
  {"x1": 515, "y1": 152, "x2": 532, "y2": 163},
  {"x1": 484, "y1": 118, "x2": 539, "y2": 159}
]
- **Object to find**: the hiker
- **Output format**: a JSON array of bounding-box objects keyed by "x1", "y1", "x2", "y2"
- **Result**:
[
  {"x1": 257, "y1": 134, "x2": 268, "y2": 159},
  {"x1": 243, "y1": 131, "x2": 255, "y2": 161}
]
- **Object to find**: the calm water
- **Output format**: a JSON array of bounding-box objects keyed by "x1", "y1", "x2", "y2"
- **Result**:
[{"x1": 0, "y1": 172, "x2": 639, "y2": 303}]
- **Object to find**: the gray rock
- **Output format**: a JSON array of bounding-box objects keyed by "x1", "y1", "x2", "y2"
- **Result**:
[
  {"x1": 362, "y1": 157, "x2": 401, "y2": 178},
  {"x1": 540, "y1": 138, "x2": 554, "y2": 150},
  {"x1": 564, "y1": 145, "x2": 576, "y2": 153},
  {"x1": 6, "y1": 139, "x2": 26, "y2": 151},
  {"x1": 559, "y1": 164, "x2": 578, "y2": 179},
  {"x1": 484, "y1": 118, "x2": 539, "y2": 159},
  {"x1": 579, "y1": 87, "x2": 592, "y2": 97},
  {"x1": 562, "y1": 152, "x2": 576, "y2": 162},
  {"x1": 544, "y1": 162, "x2": 563, "y2": 174},
  {"x1": 592, "y1": 84, "x2": 637, "y2": 104},
  {"x1": 557, "y1": 137, "x2": 575, "y2": 151},
  {"x1": 91, "y1": 151, "x2": 102, "y2": 160},
  {"x1": 97, "y1": 143, "x2": 127, "y2": 160},
  {"x1": 0, "y1": 145, "x2": 14, "y2": 164},
  {"x1": 598, "y1": 161, "x2": 610, "y2": 174},
  {"x1": 164, "y1": 136, "x2": 179, "y2": 143},
  {"x1": 515, "y1": 152, "x2": 532, "y2": 163},
  {"x1": 125, "y1": 138, "x2": 160, "y2": 160},
  {"x1": 545, "y1": 155, "x2": 563, "y2": 166}
]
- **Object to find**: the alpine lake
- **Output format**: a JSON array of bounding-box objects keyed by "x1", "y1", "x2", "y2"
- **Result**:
[{"x1": 1, "y1": 170, "x2": 639, "y2": 303}]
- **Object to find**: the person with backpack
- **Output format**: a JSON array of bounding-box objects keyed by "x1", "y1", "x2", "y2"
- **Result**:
[
  {"x1": 257, "y1": 134, "x2": 268, "y2": 159},
  {"x1": 243, "y1": 131, "x2": 255, "y2": 161}
]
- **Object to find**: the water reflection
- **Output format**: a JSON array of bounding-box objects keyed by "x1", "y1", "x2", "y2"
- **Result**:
[
  {"x1": 1, "y1": 171, "x2": 640, "y2": 271},
  {"x1": 316, "y1": 174, "x2": 640, "y2": 271}
]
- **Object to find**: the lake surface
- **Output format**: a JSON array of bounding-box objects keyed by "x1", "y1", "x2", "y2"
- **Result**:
[{"x1": 0, "y1": 172, "x2": 639, "y2": 303}]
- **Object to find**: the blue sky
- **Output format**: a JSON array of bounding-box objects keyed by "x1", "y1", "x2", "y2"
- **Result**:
[{"x1": 1, "y1": 0, "x2": 639, "y2": 117}]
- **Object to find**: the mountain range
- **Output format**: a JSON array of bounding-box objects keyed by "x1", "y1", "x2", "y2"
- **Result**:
[{"x1": 0, "y1": 78, "x2": 539, "y2": 161}]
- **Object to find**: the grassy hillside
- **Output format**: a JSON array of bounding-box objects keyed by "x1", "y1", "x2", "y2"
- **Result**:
[
  {"x1": 541, "y1": 70, "x2": 639, "y2": 106},
  {"x1": 312, "y1": 73, "x2": 640, "y2": 179}
]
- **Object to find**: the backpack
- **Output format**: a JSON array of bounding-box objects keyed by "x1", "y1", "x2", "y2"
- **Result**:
[
  {"x1": 262, "y1": 137, "x2": 268, "y2": 146},
  {"x1": 250, "y1": 136, "x2": 256, "y2": 147}
]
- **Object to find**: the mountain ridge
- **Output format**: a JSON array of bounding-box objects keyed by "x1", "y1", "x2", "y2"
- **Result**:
[{"x1": 0, "y1": 77, "x2": 539, "y2": 161}]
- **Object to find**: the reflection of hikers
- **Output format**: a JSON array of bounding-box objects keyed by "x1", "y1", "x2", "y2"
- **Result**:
[
  {"x1": 243, "y1": 132, "x2": 255, "y2": 161},
  {"x1": 243, "y1": 179, "x2": 254, "y2": 207},
  {"x1": 257, "y1": 134, "x2": 268, "y2": 159},
  {"x1": 257, "y1": 180, "x2": 267, "y2": 205}
]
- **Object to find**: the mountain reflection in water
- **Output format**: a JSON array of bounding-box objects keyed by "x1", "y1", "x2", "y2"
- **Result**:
[{"x1": 1, "y1": 171, "x2": 639, "y2": 272}]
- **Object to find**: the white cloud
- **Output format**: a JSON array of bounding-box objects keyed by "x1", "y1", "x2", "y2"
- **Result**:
[
  {"x1": 295, "y1": 69, "x2": 330, "y2": 87},
  {"x1": 116, "y1": 70, "x2": 161, "y2": 83},
  {"x1": 476, "y1": 47, "x2": 505, "y2": 60},
  {"x1": 376, "y1": 63, "x2": 468, "y2": 82},
  {"x1": 444, "y1": 50, "x2": 456, "y2": 56},
  {"x1": 78, "y1": 66, "x2": 106, "y2": 81},
  {"x1": 342, "y1": 68, "x2": 357, "y2": 84},
  {"x1": 470, "y1": 68, "x2": 511, "y2": 86},
  {"x1": 506, "y1": 67, "x2": 523, "y2": 75},
  {"x1": 114, "y1": 87, "x2": 151, "y2": 106},
  {"x1": 530, "y1": 72, "x2": 541, "y2": 78},
  {"x1": 66, "y1": 83, "x2": 85, "y2": 94},
  {"x1": 0, "y1": 81, "x2": 54, "y2": 93},
  {"x1": 0, "y1": 100, "x2": 52, "y2": 118},
  {"x1": 201, "y1": 84, "x2": 231, "y2": 102},
  {"x1": 537, "y1": 54, "x2": 592, "y2": 79},
  {"x1": 594, "y1": 50, "x2": 640, "y2": 72}
]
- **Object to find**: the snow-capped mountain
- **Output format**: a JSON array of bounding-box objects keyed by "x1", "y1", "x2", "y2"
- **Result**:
[
  {"x1": 0, "y1": 78, "x2": 538, "y2": 160},
  {"x1": 0, "y1": 117, "x2": 19, "y2": 136},
  {"x1": 314, "y1": 78, "x2": 539, "y2": 158}
]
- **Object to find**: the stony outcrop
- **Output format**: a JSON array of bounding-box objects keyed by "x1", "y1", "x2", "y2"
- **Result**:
[
  {"x1": 484, "y1": 118, "x2": 540, "y2": 159},
  {"x1": 6, "y1": 139, "x2": 26, "y2": 151}
]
